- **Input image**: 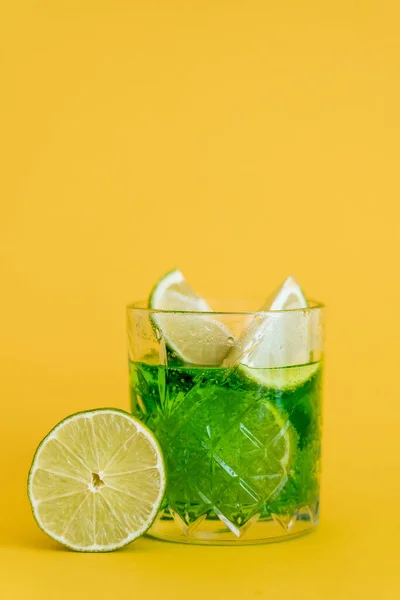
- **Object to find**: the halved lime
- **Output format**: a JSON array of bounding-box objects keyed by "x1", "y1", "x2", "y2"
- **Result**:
[
  {"x1": 228, "y1": 276, "x2": 319, "y2": 387},
  {"x1": 28, "y1": 409, "x2": 166, "y2": 552},
  {"x1": 149, "y1": 269, "x2": 232, "y2": 365}
]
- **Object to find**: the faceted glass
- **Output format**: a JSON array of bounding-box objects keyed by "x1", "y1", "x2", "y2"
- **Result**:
[{"x1": 127, "y1": 300, "x2": 324, "y2": 545}]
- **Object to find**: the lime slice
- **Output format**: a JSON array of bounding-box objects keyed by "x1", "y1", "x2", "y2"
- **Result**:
[
  {"x1": 266, "y1": 275, "x2": 308, "y2": 311},
  {"x1": 263, "y1": 400, "x2": 294, "y2": 471},
  {"x1": 149, "y1": 269, "x2": 232, "y2": 365},
  {"x1": 228, "y1": 276, "x2": 318, "y2": 387},
  {"x1": 213, "y1": 396, "x2": 296, "y2": 522},
  {"x1": 240, "y1": 362, "x2": 320, "y2": 390},
  {"x1": 28, "y1": 409, "x2": 166, "y2": 552},
  {"x1": 149, "y1": 269, "x2": 210, "y2": 313}
]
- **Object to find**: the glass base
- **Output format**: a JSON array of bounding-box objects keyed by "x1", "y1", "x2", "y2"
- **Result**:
[{"x1": 147, "y1": 505, "x2": 318, "y2": 546}]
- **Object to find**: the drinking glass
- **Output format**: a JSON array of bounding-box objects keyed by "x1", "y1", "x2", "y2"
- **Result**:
[{"x1": 127, "y1": 299, "x2": 324, "y2": 545}]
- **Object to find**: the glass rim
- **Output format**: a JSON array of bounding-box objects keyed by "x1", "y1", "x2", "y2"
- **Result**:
[{"x1": 126, "y1": 298, "x2": 325, "y2": 316}]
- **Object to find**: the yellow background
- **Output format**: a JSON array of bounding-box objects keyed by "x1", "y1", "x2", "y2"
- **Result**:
[{"x1": 1, "y1": 1, "x2": 399, "y2": 598}]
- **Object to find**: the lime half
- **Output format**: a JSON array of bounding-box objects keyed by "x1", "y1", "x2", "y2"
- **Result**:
[
  {"x1": 149, "y1": 269, "x2": 232, "y2": 365},
  {"x1": 28, "y1": 409, "x2": 166, "y2": 552}
]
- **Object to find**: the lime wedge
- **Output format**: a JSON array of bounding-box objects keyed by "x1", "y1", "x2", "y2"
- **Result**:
[
  {"x1": 214, "y1": 396, "x2": 296, "y2": 517},
  {"x1": 240, "y1": 362, "x2": 320, "y2": 390},
  {"x1": 228, "y1": 276, "x2": 318, "y2": 387},
  {"x1": 149, "y1": 269, "x2": 232, "y2": 365},
  {"x1": 264, "y1": 400, "x2": 294, "y2": 472},
  {"x1": 265, "y1": 275, "x2": 308, "y2": 311},
  {"x1": 28, "y1": 409, "x2": 166, "y2": 552}
]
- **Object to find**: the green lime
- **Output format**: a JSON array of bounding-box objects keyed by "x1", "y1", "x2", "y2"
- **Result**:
[
  {"x1": 239, "y1": 362, "x2": 320, "y2": 390},
  {"x1": 28, "y1": 409, "x2": 166, "y2": 552},
  {"x1": 149, "y1": 269, "x2": 232, "y2": 365},
  {"x1": 227, "y1": 276, "x2": 318, "y2": 388}
]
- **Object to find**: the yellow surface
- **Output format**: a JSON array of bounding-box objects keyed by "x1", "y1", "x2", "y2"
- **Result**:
[{"x1": 1, "y1": 1, "x2": 400, "y2": 598}]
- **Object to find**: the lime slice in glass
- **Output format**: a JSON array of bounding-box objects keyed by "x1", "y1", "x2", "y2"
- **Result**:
[
  {"x1": 28, "y1": 409, "x2": 166, "y2": 552},
  {"x1": 228, "y1": 276, "x2": 319, "y2": 387},
  {"x1": 240, "y1": 362, "x2": 320, "y2": 390},
  {"x1": 265, "y1": 275, "x2": 308, "y2": 311},
  {"x1": 149, "y1": 269, "x2": 232, "y2": 365}
]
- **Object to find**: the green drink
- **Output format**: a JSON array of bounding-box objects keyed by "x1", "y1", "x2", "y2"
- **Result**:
[
  {"x1": 129, "y1": 359, "x2": 322, "y2": 535},
  {"x1": 127, "y1": 270, "x2": 324, "y2": 543}
]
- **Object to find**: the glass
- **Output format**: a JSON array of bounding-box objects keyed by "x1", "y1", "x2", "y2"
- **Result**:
[{"x1": 127, "y1": 299, "x2": 324, "y2": 545}]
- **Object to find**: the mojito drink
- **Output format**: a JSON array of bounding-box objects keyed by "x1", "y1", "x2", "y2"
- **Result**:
[
  {"x1": 127, "y1": 270, "x2": 324, "y2": 543},
  {"x1": 130, "y1": 360, "x2": 321, "y2": 534}
]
